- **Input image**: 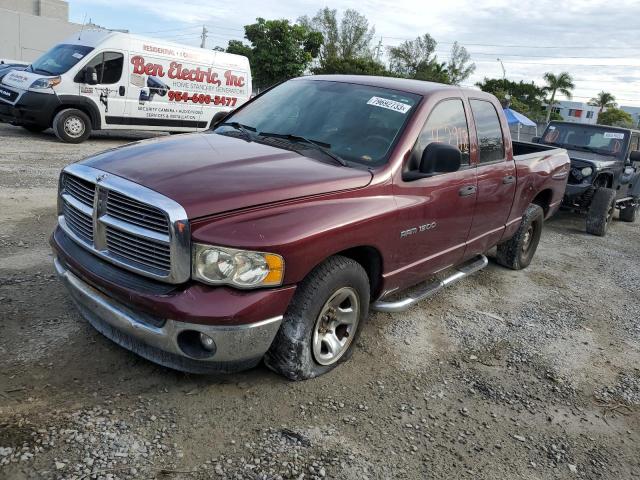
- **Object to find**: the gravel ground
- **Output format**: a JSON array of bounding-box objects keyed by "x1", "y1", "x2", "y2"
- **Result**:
[{"x1": 0, "y1": 123, "x2": 638, "y2": 480}]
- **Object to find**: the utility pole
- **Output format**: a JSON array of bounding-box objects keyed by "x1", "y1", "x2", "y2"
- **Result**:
[
  {"x1": 200, "y1": 25, "x2": 208, "y2": 49},
  {"x1": 374, "y1": 36, "x2": 383, "y2": 62}
]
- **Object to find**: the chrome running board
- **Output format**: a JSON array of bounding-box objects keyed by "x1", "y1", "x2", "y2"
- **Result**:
[{"x1": 371, "y1": 255, "x2": 489, "y2": 313}]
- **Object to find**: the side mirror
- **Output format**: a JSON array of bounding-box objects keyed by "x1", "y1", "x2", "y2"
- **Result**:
[
  {"x1": 210, "y1": 110, "x2": 233, "y2": 129},
  {"x1": 630, "y1": 151, "x2": 640, "y2": 163},
  {"x1": 84, "y1": 66, "x2": 98, "y2": 85},
  {"x1": 419, "y1": 142, "x2": 462, "y2": 175},
  {"x1": 531, "y1": 136, "x2": 540, "y2": 143}
]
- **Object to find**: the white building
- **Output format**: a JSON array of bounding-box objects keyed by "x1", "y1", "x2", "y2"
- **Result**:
[
  {"x1": 0, "y1": 0, "x2": 106, "y2": 62},
  {"x1": 621, "y1": 106, "x2": 640, "y2": 129},
  {"x1": 548, "y1": 100, "x2": 600, "y2": 125}
]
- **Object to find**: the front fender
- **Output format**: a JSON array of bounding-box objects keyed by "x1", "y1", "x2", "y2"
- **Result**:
[{"x1": 190, "y1": 188, "x2": 399, "y2": 285}]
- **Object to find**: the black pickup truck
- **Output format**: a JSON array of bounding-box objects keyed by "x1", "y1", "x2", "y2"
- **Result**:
[{"x1": 535, "y1": 121, "x2": 640, "y2": 236}]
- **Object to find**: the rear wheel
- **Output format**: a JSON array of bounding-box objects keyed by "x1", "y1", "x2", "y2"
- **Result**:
[
  {"x1": 52, "y1": 108, "x2": 91, "y2": 144},
  {"x1": 496, "y1": 203, "x2": 544, "y2": 270},
  {"x1": 586, "y1": 187, "x2": 616, "y2": 236},
  {"x1": 265, "y1": 256, "x2": 370, "y2": 380},
  {"x1": 619, "y1": 197, "x2": 638, "y2": 223}
]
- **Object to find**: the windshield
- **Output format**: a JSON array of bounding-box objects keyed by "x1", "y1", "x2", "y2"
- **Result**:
[
  {"x1": 29, "y1": 44, "x2": 94, "y2": 76},
  {"x1": 541, "y1": 123, "x2": 629, "y2": 159},
  {"x1": 217, "y1": 79, "x2": 421, "y2": 166}
]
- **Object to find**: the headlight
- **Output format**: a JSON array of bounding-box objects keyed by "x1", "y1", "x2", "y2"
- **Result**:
[
  {"x1": 30, "y1": 76, "x2": 61, "y2": 89},
  {"x1": 581, "y1": 167, "x2": 593, "y2": 177},
  {"x1": 192, "y1": 243, "x2": 284, "y2": 288}
]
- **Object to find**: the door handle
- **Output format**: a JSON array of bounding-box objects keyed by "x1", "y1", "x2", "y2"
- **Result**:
[
  {"x1": 502, "y1": 175, "x2": 516, "y2": 184},
  {"x1": 119, "y1": 86, "x2": 125, "y2": 96},
  {"x1": 459, "y1": 185, "x2": 477, "y2": 197}
]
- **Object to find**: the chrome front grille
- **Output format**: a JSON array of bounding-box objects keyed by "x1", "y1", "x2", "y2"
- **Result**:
[
  {"x1": 106, "y1": 190, "x2": 169, "y2": 233},
  {"x1": 106, "y1": 226, "x2": 171, "y2": 272},
  {"x1": 62, "y1": 201, "x2": 93, "y2": 243},
  {"x1": 57, "y1": 165, "x2": 190, "y2": 284}
]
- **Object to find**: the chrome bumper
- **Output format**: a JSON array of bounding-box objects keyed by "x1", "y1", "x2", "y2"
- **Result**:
[{"x1": 54, "y1": 257, "x2": 283, "y2": 374}]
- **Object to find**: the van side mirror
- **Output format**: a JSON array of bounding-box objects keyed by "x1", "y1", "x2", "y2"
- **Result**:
[
  {"x1": 84, "y1": 66, "x2": 98, "y2": 85},
  {"x1": 419, "y1": 142, "x2": 462, "y2": 175}
]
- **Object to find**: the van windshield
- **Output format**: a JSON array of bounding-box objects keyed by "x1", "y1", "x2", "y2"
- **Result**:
[
  {"x1": 218, "y1": 79, "x2": 420, "y2": 167},
  {"x1": 29, "y1": 44, "x2": 94, "y2": 76}
]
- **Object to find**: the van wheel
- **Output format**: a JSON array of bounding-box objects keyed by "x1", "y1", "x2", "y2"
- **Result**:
[
  {"x1": 265, "y1": 256, "x2": 370, "y2": 381},
  {"x1": 52, "y1": 108, "x2": 91, "y2": 143},
  {"x1": 586, "y1": 187, "x2": 616, "y2": 236},
  {"x1": 22, "y1": 124, "x2": 47, "y2": 133},
  {"x1": 619, "y1": 197, "x2": 638, "y2": 223},
  {"x1": 496, "y1": 204, "x2": 544, "y2": 270}
]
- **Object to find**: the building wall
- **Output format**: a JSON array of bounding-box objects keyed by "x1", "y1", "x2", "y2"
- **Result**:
[
  {"x1": 0, "y1": 1, "x2": 84, "y2": 62},
  {"x1": 552, "y1": 101, "x2": 600, "y2": 125}
]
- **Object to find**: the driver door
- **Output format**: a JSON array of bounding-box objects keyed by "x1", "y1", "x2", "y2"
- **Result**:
[
  {"x1": 77, "y1": 50, "x2": 128, "y2": 125},
  {"x1": 392, "y1": 98, "x2": 477, "y2": 284}
]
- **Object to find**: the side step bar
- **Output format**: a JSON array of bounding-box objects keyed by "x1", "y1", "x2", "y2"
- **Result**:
[{"x1": 371, "y1": 255, "x2": 489, "y2": 313}]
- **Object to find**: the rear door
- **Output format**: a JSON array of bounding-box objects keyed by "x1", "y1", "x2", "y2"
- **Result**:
[
  {"x1": 77, "y1": 50, "x2": 128, "y2": 125},
  {"x1": 465, "y1": 99, "x2": 517, "y2": 255},
  {"x1": 393, "y1": 98, "x2": 477, "y2": 284}
]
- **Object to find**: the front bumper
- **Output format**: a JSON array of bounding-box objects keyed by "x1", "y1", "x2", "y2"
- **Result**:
[
  {"x1": 54, "y1": 257, "x2": 284, "y2": 374},
  {"x1": 0, "y1": 89, "x2": 56, "y2": 127}
]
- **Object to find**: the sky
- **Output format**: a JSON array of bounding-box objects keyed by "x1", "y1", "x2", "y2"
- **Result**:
[{"x1": 68, "y1": 0, "x2": 640, "y2": 107}]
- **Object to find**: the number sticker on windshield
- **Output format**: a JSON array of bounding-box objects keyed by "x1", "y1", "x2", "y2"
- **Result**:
[
  {"x1": 367, "y1": 96, "x2": 412, "y2": 114},
  {"x1": 604, "y1": 132, "x2": 624, "y2": 139},
  {"x1": 72, "y1": 52, "x2": 84, "y2": 59}
]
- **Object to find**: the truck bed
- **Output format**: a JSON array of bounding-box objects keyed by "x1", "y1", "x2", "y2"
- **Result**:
[{"x1": 512, "y1": 140, "x2": 560, "y2": 159}]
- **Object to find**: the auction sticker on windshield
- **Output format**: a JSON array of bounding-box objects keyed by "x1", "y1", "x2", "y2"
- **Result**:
[
  {"x1": 604, "y1": 132, "x2": 625, "y2": 139},
  {"x1": 367, "y1": 96, "x2": 412, "y2": 114}
]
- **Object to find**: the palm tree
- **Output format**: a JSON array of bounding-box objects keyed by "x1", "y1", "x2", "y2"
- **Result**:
[
  {"x1": 543, "y1": 72, "x2": 575, "y2": 123},
  {"x1": 589, "y1": 91, "x2": 617, "y2": 115}
]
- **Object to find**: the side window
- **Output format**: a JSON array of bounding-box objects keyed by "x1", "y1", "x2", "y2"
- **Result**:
[
  {"x1": 82, "y1": 52, "x2": 123, "y2": 84},
  {"x1": 470, "y1": 99, "x2": 505, "y2": 163},
  {"x1": 631, "y1": 134, "x2": 640, "y2": 152},
  {"x1": 413, "y1": 99, "x2": 470, "y2": 167}
]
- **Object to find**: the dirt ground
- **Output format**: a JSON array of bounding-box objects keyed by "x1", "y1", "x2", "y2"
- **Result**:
[{"x1": 0, "y1": 123, "x2": 638, "y2": 480}]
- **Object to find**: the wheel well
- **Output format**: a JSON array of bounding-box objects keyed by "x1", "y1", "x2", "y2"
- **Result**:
[
  {"x1": 335, "y1": 246, "x2": 383, "y2": 298},
  {"x1": 531, "y1": 189, "x2": 553, "y2": 216},
  {"x1": 52, "y1": 104, "x2": 99, "y2": 130},
  {"x1": 594, "y1": 174, "x2": 613, "y2": 188}
]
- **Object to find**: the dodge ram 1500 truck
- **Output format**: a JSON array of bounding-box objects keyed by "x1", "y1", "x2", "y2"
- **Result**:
[{"x1": 51, "y1": 76, "x2": 570, "y2": 380}]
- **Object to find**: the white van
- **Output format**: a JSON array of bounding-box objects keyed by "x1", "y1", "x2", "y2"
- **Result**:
[{"x1": 0, "y1": 30, "x2": 252, "y2": 143}]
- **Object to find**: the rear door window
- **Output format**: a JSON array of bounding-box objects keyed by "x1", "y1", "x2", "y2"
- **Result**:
[{"x1": 470, "y1": 99, "x2": 505, "y2": 163}]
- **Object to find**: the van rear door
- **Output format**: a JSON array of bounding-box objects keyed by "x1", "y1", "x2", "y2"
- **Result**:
[{"x1": 77, "y1": 50, "x2": 128, "y2": 125}]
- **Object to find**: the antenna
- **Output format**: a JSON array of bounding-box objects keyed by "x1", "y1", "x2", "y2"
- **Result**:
[{"x1": 78, "y1": 13, "x2": 88, "y2": 40}]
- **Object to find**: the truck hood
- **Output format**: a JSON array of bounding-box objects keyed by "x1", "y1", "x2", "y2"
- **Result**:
[
  {"x1": 1, "y1": 69, "x2": 43, "y2": 90},
  {"x1": 566, "y1": 148, "x2": 619, "y2": 169},
  {"x1": 83, "y1": 132, "x2": 373, "y2": 219}
]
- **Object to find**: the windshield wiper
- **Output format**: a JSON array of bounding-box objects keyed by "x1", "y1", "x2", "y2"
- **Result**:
[
  {"x1": 217, "y1": 122, "x2": 255, "y2": 142},
  {"x1": 258, "y1": 132, "x2": 348, "y2": 167}
]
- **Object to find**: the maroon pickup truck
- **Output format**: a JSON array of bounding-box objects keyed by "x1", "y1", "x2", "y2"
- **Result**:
[{"x1": 51, "y1": 76, "x2": 570, "y2": 380}]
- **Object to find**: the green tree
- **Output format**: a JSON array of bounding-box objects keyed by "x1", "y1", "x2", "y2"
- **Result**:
[
  {"x1": 227, "y1": 18, "x2": 322, "y2": 90},
  {"x1": 476, "y1": 78, "x2": 547, "y2": 121},
  {"x1": 312, "y1": 56, "x2": 390, "y2": 76},
  {"x1": 542, "y1": 72, "x2": 575, "y2": 123},
  {"x1": 414, "y1": 60, "x2": 450, "y2": 84},
  {"x1": 446, "y1": 42, "x2": 475, "y2": 85},
  {"x1": 298, "y1": 8, "x2": 375, "y2": 69},
  {"x1": 597, "y1": 108, "x2": 633, "y2": 127},
  {"x1": 589, "y1": 91, "x2": 617, "y2": 115},
  {"x1": 388, "y1": 34, "x2": 437, "y2": 78}
]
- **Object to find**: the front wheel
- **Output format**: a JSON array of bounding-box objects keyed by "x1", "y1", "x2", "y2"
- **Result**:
[
  {"x1": 265, "y1": 256, "x2": 370, "y2": 380},
  {"x1": 495, "y1": 203, "x2": 544, "y2": 270},
  {"x1": 586, "y1": 187, "x2": 616, "y2": 236},
  {"x1": 52, "y1": 108, "x2": 92, "y2": 144}
]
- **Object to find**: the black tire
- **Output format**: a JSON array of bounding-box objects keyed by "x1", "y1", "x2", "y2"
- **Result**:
[
  {"x1": 619, "y1": 198, "x2": 638, "y2": 223},
  {"x1": 52, "y1": 108, "x2": 92, "y2": 144},
  {"x1": 586, "y1": 187, "x2": 616, "y2": 236},
  {"x1": 496, "y1": 203, "x2": 544, "y2": 270},
  {"x1": 265, "y1": 256, "x2": 370, "y2": 381},
  {"x1": 21, "y1": 124, "x2": 48, "y2": 133}
]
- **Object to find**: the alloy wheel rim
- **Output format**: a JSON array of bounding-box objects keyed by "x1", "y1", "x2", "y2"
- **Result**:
[
  {"x1": 312, "y1": 287, "x2": 360, "y2": 366},
  {"x1": 64, "y1": 116, "x2": 85, "y2": 138}
]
